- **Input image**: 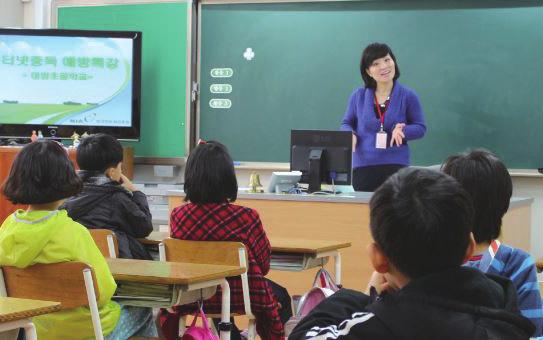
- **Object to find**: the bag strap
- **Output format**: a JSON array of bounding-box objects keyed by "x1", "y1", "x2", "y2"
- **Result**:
[{"x1": 199, "y1": 306, "x2": 213, "y2": 330}]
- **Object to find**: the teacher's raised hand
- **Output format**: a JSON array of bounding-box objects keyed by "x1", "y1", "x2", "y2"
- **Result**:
[{"x1": 390, "y1": 123, "x2": 405, "y2": 147}]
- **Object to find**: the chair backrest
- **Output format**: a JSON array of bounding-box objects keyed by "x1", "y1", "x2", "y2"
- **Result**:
[
  {"x1": 161, "y1": 239, "x2": 246, "y2": 267},
  {"x1": 1, "y1": 262, "x2": 99, "y2": 310},
  {"x1": 89, "y1": 229, "x2": 119, "y2": 258}
]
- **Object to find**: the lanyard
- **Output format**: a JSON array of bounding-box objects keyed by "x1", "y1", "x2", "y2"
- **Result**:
[{"x1": 374, "y1": 93, "x2": 390, "y2": 131}]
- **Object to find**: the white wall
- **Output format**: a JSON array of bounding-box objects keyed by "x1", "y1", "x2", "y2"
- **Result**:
[
  {"x1": 0, "y1": 0, "x2": 24, "y2": 28},
  {"x1": 512, "y1": 176, "x2": 543, "y2": 258}
]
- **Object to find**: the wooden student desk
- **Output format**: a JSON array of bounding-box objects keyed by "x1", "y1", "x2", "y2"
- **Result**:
[
  {"x1": 140, "y1": 232, "x2": 351, "y2": 284},
  {"x1": 107, "y1": 258, "x2": 244, "y2": 340},
  {"x1": 0, "y1": 297, "x2": 61, "y2": 340},
  {"x1": 167, "y1": 190, "x2": 533, "y2": 296}
]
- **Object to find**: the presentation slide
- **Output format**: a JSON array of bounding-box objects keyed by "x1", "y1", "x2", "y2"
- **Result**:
[{"x1": 0, "y1": 34, "x2": 133, "y2": 127}]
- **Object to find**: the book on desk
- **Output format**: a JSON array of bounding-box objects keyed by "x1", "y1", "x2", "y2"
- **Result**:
[{"x1": 271, "y1": 252, "x2": 329, "y2": 271}]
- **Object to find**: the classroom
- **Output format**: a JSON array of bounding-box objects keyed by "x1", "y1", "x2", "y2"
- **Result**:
[{"x1": 1, "y1": 0, "x2": 543, "y2": 339}]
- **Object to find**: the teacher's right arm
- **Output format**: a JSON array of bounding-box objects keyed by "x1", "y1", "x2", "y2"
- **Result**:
[{"x1": 341, "y1": 90, "x2": 360, "y2": 150}]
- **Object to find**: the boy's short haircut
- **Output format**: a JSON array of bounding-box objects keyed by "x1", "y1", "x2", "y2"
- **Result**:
[
  {"x1": 441, "y1": 149, "x2": 512, "y2": 244},
  {"x1": 369, "y1": 167, "x2": 473, "y2": 279},
  {"x1": 2, "y1": 140, "x2": 82, "y2": 204},
  {"x1": 184, "y1": 141, "x2": 238, "y2": 204},
  {"x1": 76, "y1": 133, "x2": 123, "y2": 172}
]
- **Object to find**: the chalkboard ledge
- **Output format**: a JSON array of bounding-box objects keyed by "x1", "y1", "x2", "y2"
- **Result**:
[
  {"x1": 234, "y1": 162, "x2": 290, "y2": 171},
  {"x1": 134, "y1": 157, "x2": 186, "y2": 166},
  {"x1": 509, "y1": 169, "x2": 543, "y2": 178}
]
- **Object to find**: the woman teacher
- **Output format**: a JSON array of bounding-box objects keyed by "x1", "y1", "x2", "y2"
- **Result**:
[{"x1": 341, "y1": 43, "x2": 426, "y2": 191}]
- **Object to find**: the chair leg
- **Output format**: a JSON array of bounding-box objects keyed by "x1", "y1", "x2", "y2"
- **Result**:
[
  {"x1": 219, "y1": 279, "x2": 231, "y2": 340},
  {"x1": 247, "y1": 317, "x2": 257, "y2": 340},
  {"x1": 23, "y1": 322, "x2": 37, "y2": 340},
  {"x1": 178, "y1": 316, "x2": 187, "y2": 337}
]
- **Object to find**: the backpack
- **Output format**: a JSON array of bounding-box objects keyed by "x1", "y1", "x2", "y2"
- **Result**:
[
  {"x1": 181, "y1": 306, "x2": 219, "y2": 340},
  {"x1": 284, "y1": 268, "x2": 340, "y2": 336}
]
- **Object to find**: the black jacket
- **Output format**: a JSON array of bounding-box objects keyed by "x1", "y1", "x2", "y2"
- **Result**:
[
  {"x1": 61, "y1": 171, "x2": 153, "y2": 260},
  {"x1": 289, "y1": 267, "x2": 535, "y2": 339}
]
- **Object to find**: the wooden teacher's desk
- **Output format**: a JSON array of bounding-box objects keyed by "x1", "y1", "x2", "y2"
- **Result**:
[{"x1": 167, "y1": 190, "x2": 533, "y2": 295}]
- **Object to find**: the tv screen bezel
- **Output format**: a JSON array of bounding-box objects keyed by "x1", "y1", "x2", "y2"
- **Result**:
[{"x1": 0, "y1": 28, "x2": 142, "y2": 141}]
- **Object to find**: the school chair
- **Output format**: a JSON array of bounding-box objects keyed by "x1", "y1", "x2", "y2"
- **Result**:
[
  {"x1": 0, "y1": 262, "x2": 104, "y2": 340},
  {"x1": 89, "y1": 229, "x2": 119, "y2": 258},
  {"x1": 158, "y1": 239, "x2": 256, "y2": 339}
]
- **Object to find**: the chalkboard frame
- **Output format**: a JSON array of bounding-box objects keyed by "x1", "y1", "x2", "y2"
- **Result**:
[
  {"x1": 51, "y1": 0, "x2": 193, "y2": 161},
  {"x1": 196, "y1": 0, "x2": 543, "y2": 169}
]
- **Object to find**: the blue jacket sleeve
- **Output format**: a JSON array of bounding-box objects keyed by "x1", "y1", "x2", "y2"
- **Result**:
[
  {"x1": 508, "y1": 253, "x2": 543, "y2": 336},
  {"x1": 403, "y1": 90, "x2": 426, "y2": 141},
  {"x1": 340, "y1": 89, "x2": 360, "y2": 133}
]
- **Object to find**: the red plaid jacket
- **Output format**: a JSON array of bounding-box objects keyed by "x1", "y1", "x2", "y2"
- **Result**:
[{"x1": 166, "y1": 202, "x2": 284, "y2": 340}]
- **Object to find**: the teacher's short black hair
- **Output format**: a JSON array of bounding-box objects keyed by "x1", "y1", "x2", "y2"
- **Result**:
[
  {"x1": 184, "y1": 141, "x2": 238, "y2": 204},
  {"x1": 360, "y1": 42, "x2": 401, "y2": 89},
  {"x1": 77, "y1": 133, "x2": 123, "y2": 172},
  {"x1": 2, "y1": 140, "x2": 82, "y2": 204},
  {"x1": 370, "y1": 168, "x2": 473, "y2": 279},
  {"x1": 442, "y1": 149, "x2": 512, "y2": 244}
]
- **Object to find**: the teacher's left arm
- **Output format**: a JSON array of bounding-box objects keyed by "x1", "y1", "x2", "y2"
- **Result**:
[{"x1": 403, "y1": 91, "x2": 427, "y2": 141}]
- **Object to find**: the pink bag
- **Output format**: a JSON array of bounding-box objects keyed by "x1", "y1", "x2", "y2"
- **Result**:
[
  {"x1": 284, "y1": 268, "x2": 340, "y2": 336},
  {"x1": 181, "y1": 307, "x2": 219, "y2": 340}
]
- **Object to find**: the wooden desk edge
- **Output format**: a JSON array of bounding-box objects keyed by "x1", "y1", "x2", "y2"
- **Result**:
[
  {"x1": 271, "y1": 242, "x2": 352, "y2": 254},
  {"x1": 107, "y1": 259, "x2": 245, "y2": 285},
  {"x1": 0, "y1": 299, "x2": 61, "y2": 322}
]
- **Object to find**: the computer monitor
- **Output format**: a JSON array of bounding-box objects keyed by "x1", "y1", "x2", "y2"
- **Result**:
[{"x1": 290, "y1": 130, "x2": 352, "y2": 193}]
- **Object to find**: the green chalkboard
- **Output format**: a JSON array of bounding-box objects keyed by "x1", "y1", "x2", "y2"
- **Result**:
[
  {"x1": 199, "y1": 1, "x2": 543, "y2": 168},
  {"x1": 58, "y1": 2, "x2": 188, "y2": 158}
]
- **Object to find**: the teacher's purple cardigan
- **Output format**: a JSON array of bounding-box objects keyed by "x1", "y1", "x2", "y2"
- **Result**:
[{"x1": 340, "y1": 82, "x2": 426, "y2": 169}]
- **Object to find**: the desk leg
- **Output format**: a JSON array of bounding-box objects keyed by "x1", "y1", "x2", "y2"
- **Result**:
[
  {"x1": 23, "y1": 321, "x2": 37, "y2": 340},
  {"x1": 334, "y1": 252, "x2": 342, "y2": 285},
  {"x1": 220, "y1": 279, "x2": 231, "y2": 340},
  {"x1": 0, "y1": 319, "x2": 36, "y2": 340}
]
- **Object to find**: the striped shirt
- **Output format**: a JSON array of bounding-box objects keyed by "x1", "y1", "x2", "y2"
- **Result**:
[{"x1": 465, "y1": 240, "x2": 543, "y2": 336}]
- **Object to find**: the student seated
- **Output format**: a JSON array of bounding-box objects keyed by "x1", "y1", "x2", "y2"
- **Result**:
[
  {"x1": 289, "y1": 168, "x2": 535, "y2": 339},
  {"x1": 0, "y1": 140, "x2": 156, "y2": 339},
  {"x1": 442, "y1": 149, "x2": 543, "y2": 336},
  {"x1": 61, "y1": 133, "x2": 153, "y2": 259},
  {"x1": 159, "y1": 141, "x2": 292, "y2": 340}
]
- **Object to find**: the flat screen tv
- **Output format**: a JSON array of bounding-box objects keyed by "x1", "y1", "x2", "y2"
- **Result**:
[{"x1": 0, "y1": 28, "x2": 141, "y2": 141}]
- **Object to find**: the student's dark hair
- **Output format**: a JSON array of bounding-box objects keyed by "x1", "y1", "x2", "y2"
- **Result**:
[
  {"x1": 184, "y1": 141, "x2": 238, "y2": 204},
  {"x1": 360, "y1": 42, "x2": 401, "y2": 89},
  {"x1": 76, "y1": 133, "x2": 123, "y2": 172},
  {"x1": 441, "y1": 149, "x2": 512, "y2": 244},
  {"x1": 370, "y1": 168, "x2": 473, "y2": 279},
  {"x1": 2, "y1": 140, "x2": 82, "y2": 204}
]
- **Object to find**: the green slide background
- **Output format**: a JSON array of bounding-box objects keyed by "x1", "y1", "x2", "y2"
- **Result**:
[
  {"x1": 199, "y1": 1, "x2": 543, "y2": 168},
  {"x1": 58, "y1": 2, "x2": 187, "y2": 157}
]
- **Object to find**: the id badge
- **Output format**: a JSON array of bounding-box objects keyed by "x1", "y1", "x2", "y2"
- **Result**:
[{"x1": 376, "y1": 131, "x2": 387, "y2": 149}]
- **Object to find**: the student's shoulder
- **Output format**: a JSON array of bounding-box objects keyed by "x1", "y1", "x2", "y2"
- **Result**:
[
  {"x1": 229, "y1": 203, "x2": 262, "y2": 221},
  {"x1": 55, "y1": 211, "x2": 95, "y2": 239},
  {"x1": 501, "y1": 243, "x2": 535, "y2": 267},
  {"x1": 291, "y1": 289, "x2": 389, "y2": 340}
]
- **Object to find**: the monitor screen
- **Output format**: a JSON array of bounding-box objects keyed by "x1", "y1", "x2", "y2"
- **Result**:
[
  {"x1": 291, "y1": 130, "x2": 352, "y2": 192},
  {"x1": 0, "y1": 28, "x2": 141, "y2": 140}
]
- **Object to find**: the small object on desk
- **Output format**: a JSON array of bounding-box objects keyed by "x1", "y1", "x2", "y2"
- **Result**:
[
  {"x1": 37, "y1": 130, "x2": 44, "y2": 140},
  {"x1": 30, "y1": 130, "x2": 38, "y2": 142},
  {"x1": 81, "y1": 131, "x2": 90, "y2": 139},
  {"x1": 248, "y1": 172, "x2": 264, "y2": 193},
  {"x1": 71, "y1": 131, "x2": 80, "y2": 147}
]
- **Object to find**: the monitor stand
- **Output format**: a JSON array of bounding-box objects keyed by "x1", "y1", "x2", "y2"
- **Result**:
[{"x1": 308, "y1": 149, "x2": 324, "y2": 193}]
